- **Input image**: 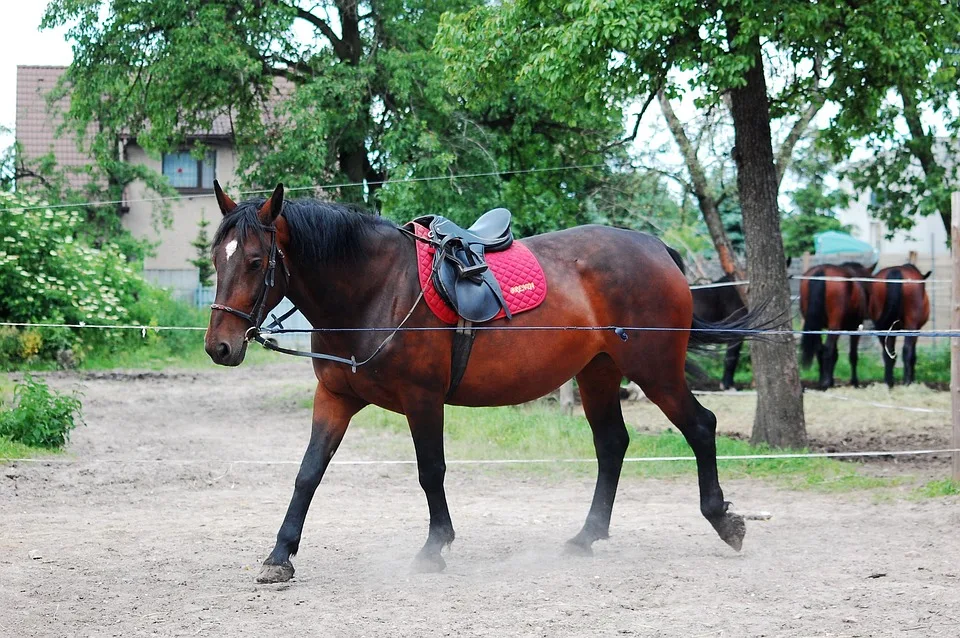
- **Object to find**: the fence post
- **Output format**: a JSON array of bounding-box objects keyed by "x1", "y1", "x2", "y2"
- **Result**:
[
  {"x1": 559, "y1": 379, "x2": 576, "y2": 416},
  {"x1": 951, "y1": 192, "x2": 960, "y2": 481}
]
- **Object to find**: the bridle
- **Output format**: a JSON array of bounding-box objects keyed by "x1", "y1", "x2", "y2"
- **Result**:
[
  {"x1": 209, "y1": 224, "x2": 423, "y2": 372},
  {"x1": 210, "y1": 225, "x2": 289, "y2": 343}
]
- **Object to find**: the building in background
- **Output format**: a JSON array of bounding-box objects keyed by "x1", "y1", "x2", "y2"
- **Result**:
[{"x1": 15, "y1": 65, "x2": 241, "y2": 299}]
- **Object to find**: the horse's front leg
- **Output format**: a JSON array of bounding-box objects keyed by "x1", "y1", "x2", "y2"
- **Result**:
[
  {"x1": 257, "y1": 385, "x2": 365, "y2": 584},
  {"x1": 406, "y1": 399, "x2": 455, "y2": 572}
]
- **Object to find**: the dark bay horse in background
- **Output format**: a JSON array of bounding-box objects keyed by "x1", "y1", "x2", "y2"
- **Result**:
[
  {"x1": 799, "y1": 262, "x2": 875, "y2": 389},
  {"x1": 691, "y1": 275, "x2": 747, "y2": 390},
  {"x1": 869, "y1": 264, "x2": 931, "y2": 386},
  {"x1": 205, "y1": 183, "x2": 765, "y2": 584}
]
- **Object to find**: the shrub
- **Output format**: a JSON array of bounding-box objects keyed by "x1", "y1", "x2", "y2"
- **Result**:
[{"x1": 0, "y1": 375, "x2": 83, "y2": 448}]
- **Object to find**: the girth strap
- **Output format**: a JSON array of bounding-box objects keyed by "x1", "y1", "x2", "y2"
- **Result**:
[{"x1": 446, "y1": 318, "x2": 476, "y2": 402}]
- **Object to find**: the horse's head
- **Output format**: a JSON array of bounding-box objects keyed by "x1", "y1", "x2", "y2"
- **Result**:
[{"x1": 205, "y1": 181, "x2": 288, "y2": 366}]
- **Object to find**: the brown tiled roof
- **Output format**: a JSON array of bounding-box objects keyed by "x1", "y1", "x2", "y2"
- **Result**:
[
  {"x1": 16, "y1": 66, "x2": 95, "y2": 190},
  {"x1": 15, "y1": 66, "x2": 292, "y2": 188}
]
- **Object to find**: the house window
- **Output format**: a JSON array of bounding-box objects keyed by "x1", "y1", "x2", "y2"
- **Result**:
[{"x1": 162, "y1": 151, "x2": 215, "y2": 191}]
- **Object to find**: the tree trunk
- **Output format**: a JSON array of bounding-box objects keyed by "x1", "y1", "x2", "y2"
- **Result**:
[{"x1": 728, "y1": 38, "x2": 806, "y2": 448}]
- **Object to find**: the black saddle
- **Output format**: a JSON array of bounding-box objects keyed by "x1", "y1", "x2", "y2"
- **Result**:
[{"x1": 414, "y1": 208, "x2": 514, "y2": 322}]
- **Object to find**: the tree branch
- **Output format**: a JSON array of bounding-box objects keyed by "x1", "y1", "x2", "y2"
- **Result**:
[
  {"x1": 293, "y1": 6, "x2": 350, "y2": 60},
  {"x1": 775, "y1": 95, "x2": 824, "y2": 187},
  {"x1": 658, "y1": 90, "x2": 745, "y2": 285},
  {"x1": 899, "y1": 84, "x2": 950, "y2": 229}
]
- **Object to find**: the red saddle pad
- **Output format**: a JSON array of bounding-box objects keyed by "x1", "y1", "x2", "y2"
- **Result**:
[{"x1": 411, "y1": 222, "x2": 547, "y2": 325}]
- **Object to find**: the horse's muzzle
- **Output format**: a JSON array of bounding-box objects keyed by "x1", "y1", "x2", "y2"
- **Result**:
[{"x1": 205, "y1": 338, "x2": 247, "y2": 366}]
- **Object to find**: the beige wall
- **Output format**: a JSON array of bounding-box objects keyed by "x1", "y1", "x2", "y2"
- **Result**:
[{"x1": 122, "y1": 143, "x2": 239, "y2": 274}]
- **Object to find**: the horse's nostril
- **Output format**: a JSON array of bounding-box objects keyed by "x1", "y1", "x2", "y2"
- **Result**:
[{"x1": 216, "y1": 342, "x2": 231, "y2": 359}]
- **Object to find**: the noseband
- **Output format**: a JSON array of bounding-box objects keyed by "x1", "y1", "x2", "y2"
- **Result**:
[{"x1": 210, "y1": 225, "x2": 289, "y2": 341}]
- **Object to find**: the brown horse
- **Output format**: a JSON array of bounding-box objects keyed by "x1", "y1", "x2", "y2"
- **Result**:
[
  {"x1": 868, "y1": 264, "x2": 931, "y2": 386},
  {"x1": 205, "y1": 183, "x2": 763, "y2": 583},
  {"x1": 799, "y1": 262, "x2": 875, "y2": 389}
]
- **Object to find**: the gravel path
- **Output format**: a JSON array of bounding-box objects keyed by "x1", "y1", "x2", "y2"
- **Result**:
[{"x1": 2, "y1": 363, "x2": 959, "y2": 637}]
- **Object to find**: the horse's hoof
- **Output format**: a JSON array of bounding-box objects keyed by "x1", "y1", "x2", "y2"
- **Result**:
[
  {"x1": 412, "y1": 552, "x2": 446, "y2": 573},
  {"x1": 563, "y1": 539, "x2": 594, "y2": 557},
  {"x1": 710, "y1": 512, "x2": 746, "y2": 552},
  {"x1": 256, "y1": 560, "x2": 295, "y2": 584}
]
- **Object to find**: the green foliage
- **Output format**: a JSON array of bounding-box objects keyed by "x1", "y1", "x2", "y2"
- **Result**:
[
  {"x1": 781, "y1": 144, "x2": 852, "y2": 256},
  {"x1": 0, "y1": 375, "x2": 82, "y2": 449},
  {"x1": 438, "y1": 0, "x2": 960, "y2": 238},
  {"x1": 42, "y1": 0, "x2": 626, "y2": 234},
  {"x1": 189, "y1": 215, "x2": 215, "y2": 287},
  {"x1": 816, "y1": 2, "x2": 960, "y2": 233},
  {"x1": 0, "y1": 190, "x2": 214, "y2": 369}
]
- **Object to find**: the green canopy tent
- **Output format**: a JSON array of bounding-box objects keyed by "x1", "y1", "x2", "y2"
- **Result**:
[{"x1": 813, "y1": 231, "x2": 877, "y2": 259}]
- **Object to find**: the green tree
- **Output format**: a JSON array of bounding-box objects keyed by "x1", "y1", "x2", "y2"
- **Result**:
[
  {"x1": 437, "y1": 0, "x2": 959, "y2": 448},
  {"x1": 438, "y1": 0, "x2": 816, "y2": 446},
  {"x1": 189, "y1": 215, "x2": 215, "y2": 287},
  {"x1": 819, "y1": 1, "x2": 960, "y2": 234},
  {"x1": 781, "y1": 144, "x2": 851, "y2": 258},
  {"x1": 42, "y1": 0, "x2": 624, "y2": 233}
]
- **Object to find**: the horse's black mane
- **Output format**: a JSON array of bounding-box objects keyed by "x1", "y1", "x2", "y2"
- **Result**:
[{"x1": 212, "y1": 198, "x2": 396, "y2": 266}]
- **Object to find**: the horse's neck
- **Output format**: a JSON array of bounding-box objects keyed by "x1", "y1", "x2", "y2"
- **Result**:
[{"x1": 285, "y1": 226, "x2": 417, "y2": 329}]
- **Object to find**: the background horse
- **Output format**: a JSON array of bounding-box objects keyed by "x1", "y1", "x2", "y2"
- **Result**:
[
  {"x1": 799, "y1": 262, "x2": 874, "y2": 389},
  {"x1": 868, "y1": 264, "x2": 931, "y2": 386},
  {"x1": 691, "y1": 275, "x2": 747, "y2": 390},
  {"x1": 205, "y1": 183, "x2": 765, "y2": 584}
]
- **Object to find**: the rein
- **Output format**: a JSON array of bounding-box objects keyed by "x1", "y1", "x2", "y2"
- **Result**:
[{"x1": 210, "y1": 225, "x2": 423, "y2": 372}]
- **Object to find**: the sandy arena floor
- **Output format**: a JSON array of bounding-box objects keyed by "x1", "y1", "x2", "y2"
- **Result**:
[{"x1": 2, "y1": 362, "x2": 959, "y2": 637}]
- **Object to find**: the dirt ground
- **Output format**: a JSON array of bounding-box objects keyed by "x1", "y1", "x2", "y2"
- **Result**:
[{"x1": 2, "y1": 362, "x2": 959, "y2": 637}]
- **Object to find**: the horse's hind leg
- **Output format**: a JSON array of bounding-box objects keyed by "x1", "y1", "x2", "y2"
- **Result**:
[
  {"x1": 849, "y1": 335, "x2": 861, "y2": 387},
  {"x1": 878, "y1": 335, "x2": 898, "y2": 387},
  {"x1": 902, "y1": 335, "x2": 918, "y2": 385},
  {"x1": 639, "y1": 377, "x2": 745, "y2": 551},
  {"x1": 721, "y1": 340, "x2": 743, "y2": 390},
  {"x1": 566, "y1": 355, "x2": 630, "y2": 555},
  {"x1": 821, "y1": 334, "x2": 840, "y2": 389},
  {"x1": 405, "y1": 399, "x2": 456, "y2": 572}
]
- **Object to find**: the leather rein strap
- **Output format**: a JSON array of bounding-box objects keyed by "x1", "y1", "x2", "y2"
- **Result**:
[{"x1": 209, "y1": 225, "x2": 424, "y2": 373}]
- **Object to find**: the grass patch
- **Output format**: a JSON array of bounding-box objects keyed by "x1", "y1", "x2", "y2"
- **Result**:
[
  {"x1": 349, "y1": 403, "x2": 894, "y2": 491},
  {"x1": 694, "y1": 340, "x2": 950, "y2": 388},
  {"x1": 0, "y1": 436, "x2": 53, "y2": 461},
  {"x1": 913, "y1": 479, "x2": 960, "y2": 498}
]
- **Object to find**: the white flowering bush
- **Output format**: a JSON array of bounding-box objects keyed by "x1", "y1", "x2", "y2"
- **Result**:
[
  {"x1": 0, "y1": 193, "x2": 214, "y2": 368},
  {"x1": 0, "y1": 194, "x2": 144, "y2": 327}
]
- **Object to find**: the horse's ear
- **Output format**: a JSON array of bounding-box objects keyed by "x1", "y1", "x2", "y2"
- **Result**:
[
  {"x1": 258, "y1": 183, "x2": 284, "y2": 225},
  {"x1": 867, "y1": 261, "x2": 878, "y2": 273},
  {"x1": 923, "y1": 270, "x2": 932, "y2": 280},
  {"x1": 214, "y1": 180, "x2": 237, "y2": 216},
  {"x1": 785, "y1": 256, "x2": 792, "y2": 268}
]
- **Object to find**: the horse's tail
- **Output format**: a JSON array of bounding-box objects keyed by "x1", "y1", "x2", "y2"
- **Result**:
[
  {"x1": 687, "y1": 305, "x2": 774, "y2": 350},
  {"x1": 665, "y1": 245, "x2": 686, "y2": 275},
  {"x1": 875, "y1": 268, "x2": 903, "y2": 331},
  {"x1": 663, "y1": 242, "x2": 771, "y2": 350},
  {"x1": 800, "y1": 275, "x2": 827, "y2": 369}
]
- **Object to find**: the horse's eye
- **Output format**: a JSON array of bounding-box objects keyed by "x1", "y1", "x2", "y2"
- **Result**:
[{"x1": 249, "y1": 258, "x2": 263, "y2": 271}]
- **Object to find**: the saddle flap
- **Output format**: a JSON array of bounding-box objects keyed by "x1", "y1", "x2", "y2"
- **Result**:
[{"x1": 434, "y1": 254, "x2": 510, "y2": 323}]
